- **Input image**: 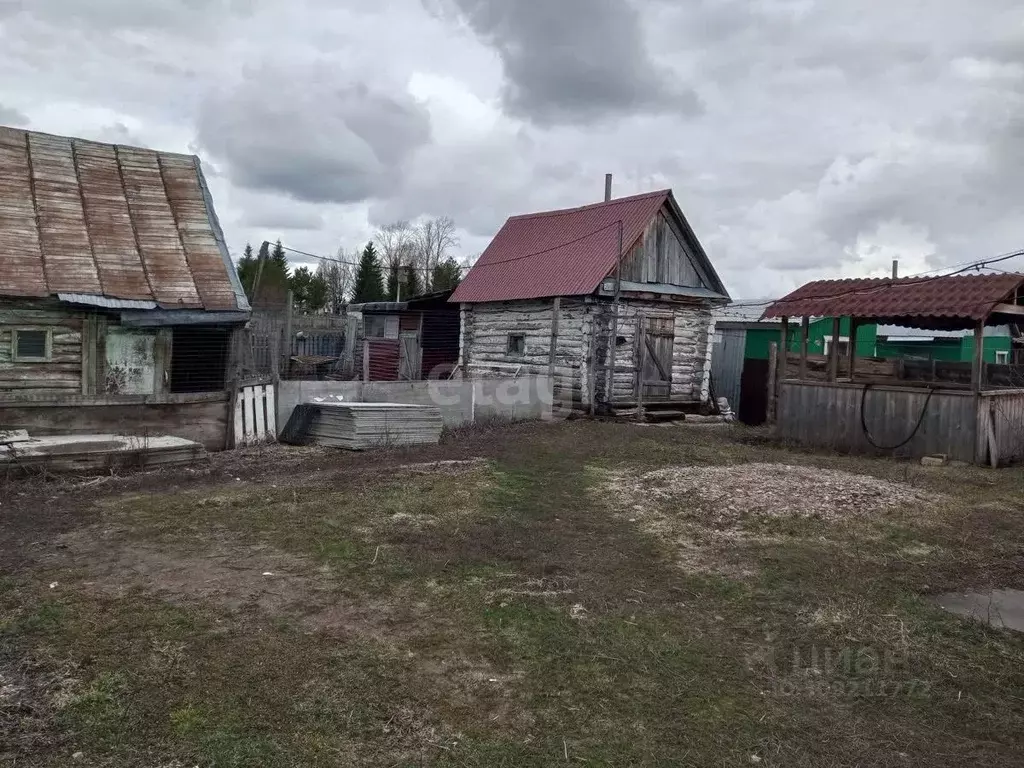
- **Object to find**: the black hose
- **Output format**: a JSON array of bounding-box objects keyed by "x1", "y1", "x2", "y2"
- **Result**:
[{"x1": 859, "y1": 383, "x2": 936, "y2": 451}]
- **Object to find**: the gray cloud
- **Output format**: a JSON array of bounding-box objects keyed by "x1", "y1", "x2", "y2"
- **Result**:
[
  {"x1": 442, "y1": 0, "x2": 700, "y2": 125},
  {"x1": 0, "y1": 103, "x2": 29, "y2": 126},
  {"x1": 196, "y1": 62, "x2": 432, "y2": 205},
  {"x1": 4, "y1": 0, "x2": 1024, "y2": 300}
]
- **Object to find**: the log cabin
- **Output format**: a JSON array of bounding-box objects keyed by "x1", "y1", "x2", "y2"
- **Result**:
[
  {"x1": 0, "y1": 126, "x2": 250, "y2": 449},
  {"x1": 450, "y1": 186, "x2": 731, "y2": 416}
]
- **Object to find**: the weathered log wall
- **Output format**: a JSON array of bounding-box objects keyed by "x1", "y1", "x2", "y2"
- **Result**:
[
  {"x1": 0, "y1": 303, "x2": 86, "y2": 396},
  {"x1": 461, "y1": 297, "x2": 714, "y2": 406}
]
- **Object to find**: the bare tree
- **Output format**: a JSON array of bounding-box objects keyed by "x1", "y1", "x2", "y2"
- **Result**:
[
  {"x1": 375, "y1": 221, "x2": 417, "y2": 271},
  {"x1": 317, "y1": 254, "x2": 353, "y2": 314},
  {"x1": 415, "y1": 216, "x2": 459, "y2": 291}
]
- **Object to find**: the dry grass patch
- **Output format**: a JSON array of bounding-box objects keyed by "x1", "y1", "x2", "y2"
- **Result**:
[{"x1": 595, "y1": 462, "x2": 941, "y2": 576}]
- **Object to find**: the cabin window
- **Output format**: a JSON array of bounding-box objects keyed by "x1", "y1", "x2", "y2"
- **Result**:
[
  {"x1": 364, "y1": 315, "x2": 400, "y2": 339},
  {"x1": 12, "y1": 328, "x2": 51, "y2": 362},
  {"x1": 507, "y1": 334, "x2": 525, "y2": 356},
  {"x1": 996, "y1": 351, "x2": 1010, "y2": 365}
]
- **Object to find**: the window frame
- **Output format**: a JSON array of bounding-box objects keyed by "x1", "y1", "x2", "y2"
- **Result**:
[
  {"x1": 507, "y1": 333, "x2": 526, "y2": 356},
  {"x1": 12, "y1": 327, "x2": 53, "y2": 363},
  {"x1": 995, "y1": 350, "x2": 1010, "y2": 365}
]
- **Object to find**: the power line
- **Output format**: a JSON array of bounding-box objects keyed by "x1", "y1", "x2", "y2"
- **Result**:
[
  {"x1": 726, "y1": 248, "x2": 1024, "y2": 313},
  {"x1": 274, "y1": 243, "x2": 464, "y2": 274}
]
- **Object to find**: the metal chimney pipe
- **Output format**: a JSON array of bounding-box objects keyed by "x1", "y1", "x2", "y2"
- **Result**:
[
  {"x1": 892, "y1": 259, "x2": 899, "y2": 279},
  {"x1": 604, "y1": 173, "x2": 613, "y2": 202}
]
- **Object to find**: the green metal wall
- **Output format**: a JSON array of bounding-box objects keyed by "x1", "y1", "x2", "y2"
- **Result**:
[
  {"x1": 744, "y1": 318, "x2": 877, "y2": 360},
  {"x1": 874, "y1": 336, "x2": 1012, "y2": 364}
]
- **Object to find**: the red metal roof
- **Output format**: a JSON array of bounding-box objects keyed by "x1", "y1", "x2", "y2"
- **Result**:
[
  {"x1": 450, "y1": 190, "x2": 670, "y2": 303},
  {"x1": 762, "y1": 274, "x2": 1024, "y2": 328},
  {"x1": 0, "y1": 126, "x2": 247, "y2": 311}
]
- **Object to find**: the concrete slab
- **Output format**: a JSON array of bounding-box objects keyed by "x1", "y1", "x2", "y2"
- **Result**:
[{"x1": 934, "y1": 589, "x2": 1024, "y2": 632}]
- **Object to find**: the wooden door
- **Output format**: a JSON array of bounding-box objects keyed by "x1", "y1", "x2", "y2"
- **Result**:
[
  {"x1": 398, "y1": 333, "x2": 421, "y2": 381},
  {"x1": 738, "y1": 358, "x2": 770, "y2": 425},
  {"x1": 641, "y1": 317, "x2": 674, "y2": 399}
]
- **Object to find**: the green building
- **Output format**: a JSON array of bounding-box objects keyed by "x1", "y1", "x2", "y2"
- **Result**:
[{"x1": 874, "y1": 325, "x2": 1012, "y2": 364}]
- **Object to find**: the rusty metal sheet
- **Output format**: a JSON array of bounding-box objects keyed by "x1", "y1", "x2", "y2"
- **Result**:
[
  {"x1": 73, "y1": 139, "x2": 152, "y2": 300},
  {"x1": 762, "y1": 274, "x2": 1024, "y2": 328},
  {"x1": 451, "y1": 191, "x2": 668, "y2": 303},
  {"x1": 159, "y1": 154, "x2": 238, "y2": 310},
  {"x1": 116, "y1": 147, "x2": 202, "y2": 308},
  {"x1": 0, "y1": 127, "x2": 47, "y2": 297},
  {"x1": 27, "y1": 132, "x2": 103, "y2": 294},
  {"x1": 0, "y1": 127, "x2": 244, "y2": 312}
]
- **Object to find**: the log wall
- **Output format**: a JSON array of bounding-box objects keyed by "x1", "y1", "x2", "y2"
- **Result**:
[
  {"x1": 0, "y1": 303, "x2": 87, "y2": 396},
  {"x1": 461, "y1": 297, "x2": 714, "y2": 406}
]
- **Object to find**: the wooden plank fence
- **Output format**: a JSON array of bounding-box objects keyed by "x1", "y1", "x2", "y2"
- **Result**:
[{"x1": 232, "y1": 383, "x2": 276, "y2": 446}]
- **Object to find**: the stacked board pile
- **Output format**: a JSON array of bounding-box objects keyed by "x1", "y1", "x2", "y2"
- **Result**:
[
  {"x1": 281, "y1": 402, "x2": 443, "y2": 450},
  {"x1": 0, "y1": 433, "x2": 207, "y2": 474}
]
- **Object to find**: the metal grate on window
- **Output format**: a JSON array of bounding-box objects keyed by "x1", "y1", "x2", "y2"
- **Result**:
[{"x1": 15, "y1": 329, "x2": 49, "y2": 360}]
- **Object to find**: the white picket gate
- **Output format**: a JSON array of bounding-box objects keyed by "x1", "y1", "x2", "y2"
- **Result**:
[{"x1": 233, "y1": 383, "x2": 277, "y2": 446}]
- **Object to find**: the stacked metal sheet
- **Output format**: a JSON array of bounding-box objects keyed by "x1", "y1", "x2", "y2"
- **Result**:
[{"x1": 281, "y1": 402, "x2": 443, "y2": 450}]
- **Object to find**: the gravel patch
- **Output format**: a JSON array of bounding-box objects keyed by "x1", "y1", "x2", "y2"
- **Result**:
[
  {"x1": 604, "y1": 462, "x2": 935, "y2": 527},
  {"x1": 596, "y1": 462, "x2": 940, "y2": 576}
]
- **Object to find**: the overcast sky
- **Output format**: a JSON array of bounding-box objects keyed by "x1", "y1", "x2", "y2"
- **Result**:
[{"x1": 2, "y1": 0, "x2": 1023, "y2": 299}]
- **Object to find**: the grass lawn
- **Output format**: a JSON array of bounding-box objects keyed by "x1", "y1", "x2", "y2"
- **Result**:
[{"x1": 2, "y1": 420, "x2": 1024, "y2": 766}]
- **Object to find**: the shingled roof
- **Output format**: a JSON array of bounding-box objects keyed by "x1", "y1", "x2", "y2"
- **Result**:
[
  {"x1": 762, "y1": 274, "x2": 1024, "y2": 330},
  {"x1": 0, "y1": 126, "x2": 248, "y2": 312},
  {"x1": 451, "y1": 189, "x2": 725, "y2": 303}
]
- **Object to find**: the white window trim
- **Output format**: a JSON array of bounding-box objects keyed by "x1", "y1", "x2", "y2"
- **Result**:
[
  {"x1": 823, "y1": 335, "x2": 850, "y2": 356},
  {"x1": 995, "y1": 351, "x2": 1009, "y2": 364},
  {"x1": 12, "y1": 327, "x2": 53, "y2": 363}
]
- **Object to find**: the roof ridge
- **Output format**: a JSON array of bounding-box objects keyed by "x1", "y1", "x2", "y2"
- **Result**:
[
  {"x1": 0, "y1": 124, "x2": 196, "y2": 161},
  {"x1": 508, "y1": 189, "x2": 670, "y2": 221}
]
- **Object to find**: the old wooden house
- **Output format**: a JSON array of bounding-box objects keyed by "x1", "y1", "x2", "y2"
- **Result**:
[
  {"x1": 0, "y1": 126, "x2": 250, "y2": 449},
  {"x1": 344, "y1": 290, "x2": 461, "y2": 381},
  {"x1": 450, "y1": 186, "x2": 730, "y2": 415}
]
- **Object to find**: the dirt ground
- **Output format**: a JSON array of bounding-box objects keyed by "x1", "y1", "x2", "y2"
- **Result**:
[{"x1": 2, "y1": 420, "x2": 1024, "y2": 766}]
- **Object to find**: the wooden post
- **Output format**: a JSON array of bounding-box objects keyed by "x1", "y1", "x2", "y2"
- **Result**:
[
  {"x1": 548, "y1": 296, "x2": 561, "y2": 380},
  {"x1": 972, "y1": 320, "x2": 985, "y2": 391},
  {"x1": 637, "y1": 317, "x2": 646, "y2": 422},
  {"x1": 587, "y1": 306, "x2": 598, "y2": 416},
  {"x1": 778, "y1": 317, "x2": 789, "y2": 384},
  {"x1": 798, "y1": 316, "x2": 809, "y2": 381},
  {"x1": 362, "y1": 338, "x2": 370, "y2": 382},
  {"x1": 283, "y1": 289, "x2": 294, "y2": 380},
  {"x1": 847, "y1": 318, "x2": 859, "y2": 381},
  {"x1": 827, "y1": 317, "x2": 841, "y2": 381},
  {"x1": 767, "y1": 342, "x2": 779, "y2": 424},
  {"x1": 81, "y1": 314, "x2": 96, "y2": 395}
]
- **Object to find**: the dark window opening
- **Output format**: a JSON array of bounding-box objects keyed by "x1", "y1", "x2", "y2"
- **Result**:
[
  {"x1": 170, "y1": 326, "x2": 231, "y2": 393},
  {"x1": 616, "y1": 335, "x2": 628, "y2": 347},
  {"x1": 507, "y1": 334, "x2": 525, "y2": 355},
  {"x1": 14, "y1": 329, "x2": 50, "y2": 361}
]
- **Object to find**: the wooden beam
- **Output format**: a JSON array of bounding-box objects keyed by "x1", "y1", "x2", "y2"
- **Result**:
[
  {"x1": 778, "y1": 317, "x2": 789, "y2": 383},
  {"x1": 548, "y1": 296, "x2": 561, "y2": 380},
  {"x1": 992, "y1": 303, "x2": 1024, "y2": 316},
  {"x1": 637, "y1": 318, "x2": 646, "y2": 422},
  {"x1": 972, "y1": 321, "x2": 985, "y2": 391},
  {"x1": 847, "y1": 318, "x2": 859, "y2": 381},
  {"x1": 827, "y1": 317, "x2": 841, "y2": 381},
  {"x1": 798, "y1": 316, "x2": 809, "y2": 381}
]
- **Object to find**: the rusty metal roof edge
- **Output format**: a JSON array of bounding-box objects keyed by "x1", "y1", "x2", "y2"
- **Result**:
[
  {"x1": 194, "y1": 156, "x2": 251, "y2": 312},
  {"x1": 57, "y1": 293, "x2": 158, "y2": 310}
]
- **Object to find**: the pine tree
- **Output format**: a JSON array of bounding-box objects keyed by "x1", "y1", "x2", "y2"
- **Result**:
[
  {"x1": 270, "y1": 239, "x2": 290, "y2": 278},
  {"x1": 405, "y1": 265, "x2": 422, "y2": 298},
  {"x1": 236, "y1": 242, "x2": 258, "y2": 301},
  {"x1": 290, "y1": 266, "x2": 329, "y2": 312},
  {"x1": 352, "y1": 242, "x2": 386, "y2": 303},
  {"x1": 430, "y1": 258, "x2": 463, "y2": 292}
]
